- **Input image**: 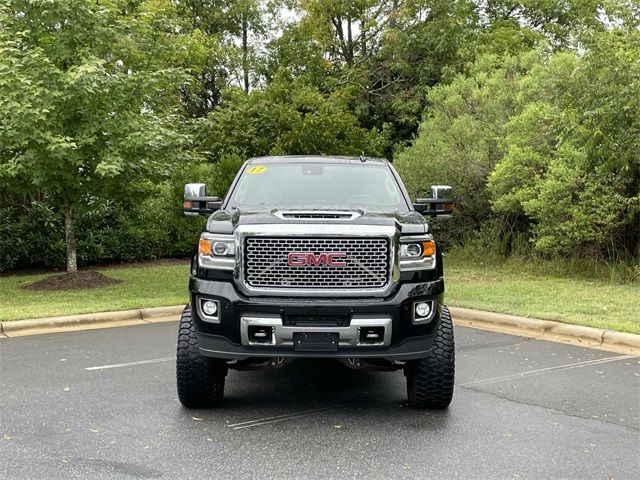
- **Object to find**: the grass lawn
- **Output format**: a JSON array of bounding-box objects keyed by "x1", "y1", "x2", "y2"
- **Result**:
[
  {"x1": 445, "y1": 255, "x2": 640, "y2": 334},
  {"x1": 0, "y1": 263, "x2": 190, "y2": 321},
  {"x1": 1, "y1": 257, "x2": 638, "y2": 334}
]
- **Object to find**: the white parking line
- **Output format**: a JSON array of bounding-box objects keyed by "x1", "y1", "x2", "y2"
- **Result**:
[
  {"x1": 227, "y1": 405, "x2": 354, "y2": 430},
  {"x1": 459, "y1": 354, "x2": 636, "y2": 388},
  {"x1": 85, "y1": 357, "x2": 174, "y2": 371}
]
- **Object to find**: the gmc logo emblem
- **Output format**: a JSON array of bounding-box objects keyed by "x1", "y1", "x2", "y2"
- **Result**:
[{"x1": 287, "y1": 252, "x2": 347, "y2": 267}]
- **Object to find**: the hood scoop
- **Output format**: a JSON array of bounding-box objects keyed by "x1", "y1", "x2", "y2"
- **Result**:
[{"x1": 274, "y1": 210, "x2": 361, "y2": 220}]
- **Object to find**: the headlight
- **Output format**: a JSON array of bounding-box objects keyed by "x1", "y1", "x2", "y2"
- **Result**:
[
  {"x1": 400, "y1": 243, "x2": 422, "y2": 257},
  {"x1": 399, "y1": 237, "x2": 436, "y2": 271},
  {"x1": 198, "y1": 234, "x2": 236, "y2": 270},
  {"x1": 212, "y1": 240, "x2": 235, "y2": 256}
]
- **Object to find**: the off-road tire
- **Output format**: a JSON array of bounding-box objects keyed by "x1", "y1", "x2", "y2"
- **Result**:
[
  {"x1": 405, "y1": 306, "x2": 455, "y2": 409},
  {"x1": 176, "y1": 306, "x2": 227, "y2": 408}
]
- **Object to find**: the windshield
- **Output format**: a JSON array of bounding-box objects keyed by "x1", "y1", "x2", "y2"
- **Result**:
[{"x1": 228, "y1": 162, "x2": 408, "y2": 212}]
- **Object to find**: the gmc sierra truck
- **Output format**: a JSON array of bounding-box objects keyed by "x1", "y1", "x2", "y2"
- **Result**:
[{"x1": 177, "y1": 155, "x2": 455, "y2": 409}]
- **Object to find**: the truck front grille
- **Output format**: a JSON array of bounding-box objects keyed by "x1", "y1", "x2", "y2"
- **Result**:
[{"x1": 244, "y1": 237, "x2": 390, "y2": 289}]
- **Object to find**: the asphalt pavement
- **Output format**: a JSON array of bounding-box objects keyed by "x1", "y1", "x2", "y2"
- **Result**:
[{"x1": 1, "y1": 322, "x2": 638, "y2": 479}]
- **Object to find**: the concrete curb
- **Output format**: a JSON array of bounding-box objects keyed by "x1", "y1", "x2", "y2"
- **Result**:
[
  {"x1": 1, "y1": 304, "x2": 638, "y2": 355},
  {"x1": 450, "y1": 306, "x2": 640, "y2": 355},
  {"x1": 0, "y1": 305, "x2": 184, "y2": 337}
]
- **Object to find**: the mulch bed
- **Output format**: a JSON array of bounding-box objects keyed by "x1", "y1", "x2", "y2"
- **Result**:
[{"x1": 22, "y1": 271, "x2": 122, "y2": 291}]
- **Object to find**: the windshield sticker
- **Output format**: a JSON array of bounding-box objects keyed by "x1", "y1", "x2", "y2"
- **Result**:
[{"x1": 247, "y1": 165, "x2": 268, "y2": 174}]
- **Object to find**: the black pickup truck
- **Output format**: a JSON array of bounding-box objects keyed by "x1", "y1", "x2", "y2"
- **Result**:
[{"x1": 177, "y1": 155, "x2": 455, "y2": 409}]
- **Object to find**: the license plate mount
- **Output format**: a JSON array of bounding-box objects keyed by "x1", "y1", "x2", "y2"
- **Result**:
[
  {"x1": 293, "y1": 332, "x2": 339, "y2": 352},
  {"x1": 283, "y1": 314, "x2": 349, "y2": 327}
]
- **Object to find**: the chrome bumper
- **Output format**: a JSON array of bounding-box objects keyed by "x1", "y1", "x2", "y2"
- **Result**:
[{"x1": 240, "y1": 315, "x2": 392, "y2": 347}]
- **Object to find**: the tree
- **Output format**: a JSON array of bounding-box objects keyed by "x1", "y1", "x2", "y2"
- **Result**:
[
  {"x1": 394, "y1": 51, "x2": 540, "y2": 247},
  {"x1": 175, "y1": 0, "x2": 287, "y2": 116},
  {"x1": 481, "y1": 0, "x2": 605, "y2": 47},
  {"x1": 273, "y1": 1, "x2": 480, "y2": 150},
  {"x1": 225, "y1": 0, "x2": 288, "y2": 92},
  {"x1": 0, "y1": 0, "x2": 193, "y2": 272},
  {"x1": 490, "y1": 31, "x2": 640, "y2": 257},
  {"x1": 196, "y1": 79, "x2": 388, "y2": 160}
]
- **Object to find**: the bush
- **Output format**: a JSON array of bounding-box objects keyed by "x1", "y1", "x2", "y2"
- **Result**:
[{"x1": 0, "y1": 202, "x2": 66, "y2": 270}]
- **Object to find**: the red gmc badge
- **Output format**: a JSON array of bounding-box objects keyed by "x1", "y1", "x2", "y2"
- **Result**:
[{"x1": 287, "y1": 252, "x2": 347, "y2": 267}]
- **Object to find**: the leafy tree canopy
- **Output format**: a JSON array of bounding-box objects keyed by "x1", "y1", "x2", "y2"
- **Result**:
[
  {"x1": 1, "y1": 0, "x2": 639, "y2": 270},
  {"x1": 0, "y1": 0, "x2": 198, "y2": 270}
]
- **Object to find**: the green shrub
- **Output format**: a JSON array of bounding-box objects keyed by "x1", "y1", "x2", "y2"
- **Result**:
[{"x1": 0, "y1": 202, "x2": 66, "y2": 270}]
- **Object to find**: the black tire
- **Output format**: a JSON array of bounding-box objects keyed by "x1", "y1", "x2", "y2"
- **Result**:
[
  {"x1": 405, "y1": 306, "x2": 455, "y2": 409},
  {"x1": 176, "y1": 306, "x2": 227, "y2": 408}
]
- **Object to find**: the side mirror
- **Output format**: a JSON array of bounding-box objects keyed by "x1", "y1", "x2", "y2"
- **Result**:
[
  {"x1": 413, "y1": 185, "x2": 454, "y2": 217},
  {"x1": 183, "y1": 183, "x2": 222, "y2": 216}
]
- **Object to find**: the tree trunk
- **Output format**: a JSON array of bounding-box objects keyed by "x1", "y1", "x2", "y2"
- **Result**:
[
  {"x1": 242, "y1": 13, "x2": 249, "y2": 93},
  {"x1": 64, "y1": 200, "x2": 78, "y2": 273},
  {"x1": 346, "y1": 16, "x2": 353, "y2": 67}
]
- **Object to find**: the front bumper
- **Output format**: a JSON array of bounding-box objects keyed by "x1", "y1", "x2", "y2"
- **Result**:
[{"x1": 190, "y1": 277, "x2": 445, "y2": 361}]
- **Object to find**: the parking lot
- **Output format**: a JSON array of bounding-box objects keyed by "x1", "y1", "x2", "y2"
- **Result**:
[{"x1": 1, "y1": 322, "x2": 638, "y2": 479}]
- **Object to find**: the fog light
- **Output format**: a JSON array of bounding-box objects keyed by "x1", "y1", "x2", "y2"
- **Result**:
[
  {"x1": 248, "y1": 326, "x2": 273, "y2": 344},
  {"x1": 415, "y1": 302, "x2": 432, "y2": 318},
  {"x1": 202, "y1": 300, "x2": 218, "y2": 316}
]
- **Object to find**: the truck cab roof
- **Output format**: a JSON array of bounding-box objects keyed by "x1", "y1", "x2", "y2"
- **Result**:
[{"x1": 246, "y1": 155, "x2": 390, "y2": 166}]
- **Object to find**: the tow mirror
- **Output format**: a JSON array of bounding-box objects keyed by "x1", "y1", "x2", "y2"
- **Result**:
[
  {"x1": 183, "y1": 183, "x2": 222, "y2": 216},
  {"x1": 413, "y1": 185, "x2": 454, "y2": 217}
]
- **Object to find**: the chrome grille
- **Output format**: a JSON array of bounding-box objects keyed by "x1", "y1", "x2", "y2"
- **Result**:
[{"x1": 244, "y1": 237, "x2": 390, "y2": 289}]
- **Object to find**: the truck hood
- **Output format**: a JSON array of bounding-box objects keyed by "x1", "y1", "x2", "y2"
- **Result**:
[{"x1": 206, "y1": 208, "x2": 428, "y2": 236}]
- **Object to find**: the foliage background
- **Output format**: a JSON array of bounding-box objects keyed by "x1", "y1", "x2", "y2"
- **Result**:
[{"x1": 0, "y1": 0, "x2": 638, "y2": 272}]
